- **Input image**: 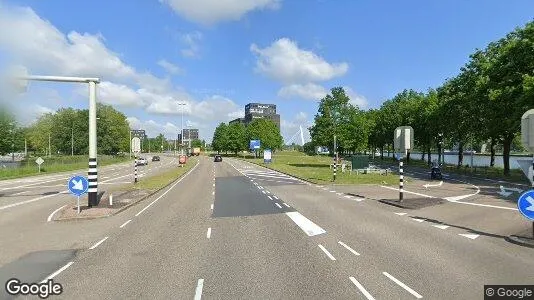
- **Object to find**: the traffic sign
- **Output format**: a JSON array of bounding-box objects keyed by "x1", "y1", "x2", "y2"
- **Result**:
[
  {"x1": 132, "y1": 137, "x2": 141, "y2": 153},
  {"x1": 35, "y1": 157, "x2": 44, "y2": 165},
  {"x1": 68, "y1": 176, "x2": 89, "y2": 197},
  {"x1": 516, "y1": 159, "x2": 533, "y2": 185},
  {"x1": 394, "y1": 126, "x2": 414, "y2": 152},
  {"x1": 264, "y1": 149, "x2": 272, "y2": 163},
  {"x1": 249, "y1": 140, "x2": 261, "y2": 150},
  {"x1": 517, "y1": 190, "x2": 534, "y2": 221},
  {"x1": 521, "y1": 109, "x2": 534, "y2": 152},
  {"x1": 131, "y1": 129, "x2": 146, "y2": 139}
]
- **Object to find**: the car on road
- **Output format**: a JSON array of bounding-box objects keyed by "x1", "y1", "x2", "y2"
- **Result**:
[
  {"x1": 214, "y1": 155, "x2": 222, "y2": 162},
  {"x1": 137, "y1": 157, "x2": 148, "y2": 166},
  {"x1": 152, "y1": 156, "x2": 160, "y2": 162}
]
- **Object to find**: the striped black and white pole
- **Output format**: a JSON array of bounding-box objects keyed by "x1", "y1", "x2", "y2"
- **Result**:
[
  {"x1": 88, "y1": 158, "x2": 98, "y2": 207},
  {"x1": 134, "y1": 157, "x2": 138, "y2": 183},
  {"x1": 333, "y1": 134, "x2": 337, "y2": 181},
  {"x1": 399, "y1": 160, "x2": 404, "y2": 202}
]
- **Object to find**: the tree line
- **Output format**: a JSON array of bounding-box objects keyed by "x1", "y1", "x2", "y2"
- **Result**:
[
  {"x1": 211, "y1": 118, "x2": 283, "y2": 154},
  {"x1": 0, "y1": 103, "x2": 130, "y2": 156},
  {"x1": 308, "y1": 20, "x2": 534, "y2": 175}
]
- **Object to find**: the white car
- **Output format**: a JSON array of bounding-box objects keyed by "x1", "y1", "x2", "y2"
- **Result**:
[{"x1": 137, "y1": 158, "x2": 148, "y2": 166}]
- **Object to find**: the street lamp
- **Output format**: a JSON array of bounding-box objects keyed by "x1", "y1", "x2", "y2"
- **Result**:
[
  {"x1": 176, "y1": 102, "x2": 187, "y2": 155},
  {"x1": 11, "y1": 66, "x2": 101, "y2": 207}
]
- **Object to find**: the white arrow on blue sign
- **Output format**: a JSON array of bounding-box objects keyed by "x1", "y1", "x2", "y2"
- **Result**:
[
  {"x1": 68, "y1": 176, "x2": 89, "y2": 197},
  {"x1": 517, "y1": 190, "x2": 534, "y2": 221}
]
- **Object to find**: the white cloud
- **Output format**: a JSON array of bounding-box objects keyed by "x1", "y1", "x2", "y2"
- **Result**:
[
  {"x1": 250, "y1": 38, "x2": 348, "y2": 84},
  {"x1": 227, "y1": 108, "x2": 245, "y2": 119},
  {"x1": 12, "y1": 103, "x2": 55, "y2": 125},
  {"x1": 278, "y1": 83, "x2": 327, "y2": 100},
  {"x1": 157, "y1": 59, "x2": 183, "y2": 75},
  {"x1": 161, "y1": 0, "x2": 281, "y2": 25},
  {"x1": 295, "y1": 111, "x2": 307, "y2": 122},
  {"x1": 178, "y1": 31, "x2": 202, "y2": 58},
  {"x1": 126, "y1": 117, "x2": 181, "y2": 139},
  {"x1": 344, "y1": 86, "x2": 368, "y2": 109}
]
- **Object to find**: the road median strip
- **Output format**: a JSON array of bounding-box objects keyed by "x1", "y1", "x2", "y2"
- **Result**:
[{"x1": 51, "y1": 158, "x2": 198, "y2": 221}]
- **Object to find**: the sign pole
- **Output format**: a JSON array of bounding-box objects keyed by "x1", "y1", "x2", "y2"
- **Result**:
[
  {"x1": 134, "y1": 157, "x2": 138, "y2": 183},
  {"x1": 399, "y1": 159, "x2": 404, "y2": 202},
  {"x1": 333, "y1": 134, "x2": 337, "y2": 181},
  {"x1": 77, "y1": 196, "x2": 80, "y2": 214}
]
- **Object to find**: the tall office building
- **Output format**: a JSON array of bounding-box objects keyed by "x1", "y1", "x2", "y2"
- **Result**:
[{"x1": 230, "y1": 103, "x2": 280, "y2": 128}]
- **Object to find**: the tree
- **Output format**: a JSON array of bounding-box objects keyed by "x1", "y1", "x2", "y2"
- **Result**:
[
  {"x1": 212, "y1": 123, "x2": 229, "y2": 154},
  {"x1": 96, "y1": 104, "x2": 130, "y2": 155},
  {"x1": 226, "y1": 122, "x2": 247, "y2": 154},
  {"x1": 245, "y1": 119, "x2": 283, "y2": 152},
  {"x1": 191, "y1": 139, "x2": 203, "y2": 148},
  {"x1": 153, "y1": 134, "x2": 167, "y2": 153},
  {"x1": 0, "y1": 108, "x2": 16, "y2": 155}
]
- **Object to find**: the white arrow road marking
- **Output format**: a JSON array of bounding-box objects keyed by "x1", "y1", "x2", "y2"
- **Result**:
[
  {"x1": 458, "y1": 233, "x2": 479, "y2": 240},
  {"x1": 525, "y1": 196, "x2": 534, "y2": 212},
  {"x1": 423, "y1": 181, "x2": 443, "y2": 188},
  {"x1": 432, "y1": 224, "x2": 450, "y2": 230},
  {"x1": 498, "y1": 186, "x2": 513, "y2": 197}
]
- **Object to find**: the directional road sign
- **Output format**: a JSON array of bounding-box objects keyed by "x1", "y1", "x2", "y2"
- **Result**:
[
  {"x1": 517, "y1": 190, "x2": 534, "y2": 221},
  {"x1": 249, "y1": 140, "x2": 261, "y2": 150},
  {"x1": 131, "y1": 129, "x2": 146, "y2": 139},
  {"x1": 264, "y1": 149, "x2": 272, "y2": 163},
  {"x1": 68, "y1": 176, "x2": 89, "y2": 197}
]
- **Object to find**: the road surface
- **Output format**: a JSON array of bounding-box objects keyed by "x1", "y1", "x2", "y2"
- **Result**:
[{"x1": 1, "y1": 155, "x2": 533, "y2": 299}]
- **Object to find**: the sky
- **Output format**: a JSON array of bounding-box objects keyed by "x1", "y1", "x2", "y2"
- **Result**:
[{"x1": 0, "y1": 0, "x2": 532, "y2": 144}]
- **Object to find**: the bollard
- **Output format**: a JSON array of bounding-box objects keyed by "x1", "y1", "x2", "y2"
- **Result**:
[{"x1": 109, "y1": 194, "x2": 113, "y2": 206}]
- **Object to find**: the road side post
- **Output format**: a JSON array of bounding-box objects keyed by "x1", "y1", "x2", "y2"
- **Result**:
[
  {"x1": 399, "y1": 158, "x2": 404, "y2": 202},
  {"x1": 77, "y1": 196, "x2": 80, "y2": 214},
  {"x1": 134, "y1": 157, "x2": 138, "y2": 183}
]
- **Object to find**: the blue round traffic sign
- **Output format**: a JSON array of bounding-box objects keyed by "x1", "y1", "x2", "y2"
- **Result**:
[
  {"x1": 68, "y1": 176, "x2": 89, "y2": 197},
  {"x1": 517, "y1": 190, "x2": 534, "y2": 221}
]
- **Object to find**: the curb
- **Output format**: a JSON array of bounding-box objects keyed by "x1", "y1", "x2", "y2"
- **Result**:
[
  {"x1": 505, "y1": 235, "x2": 534, "y2": 249},
  {"x1": 53, "y1": 159, "x2": 199, "y2": 221}
]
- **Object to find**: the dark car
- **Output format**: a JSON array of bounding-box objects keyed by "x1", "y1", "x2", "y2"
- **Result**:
[
  {"x1": 152, "y1": 156, "x2": 160, "y2": 162},
  {"x1": 214, "y1": 155, "x2": 222, "y2": 162}
]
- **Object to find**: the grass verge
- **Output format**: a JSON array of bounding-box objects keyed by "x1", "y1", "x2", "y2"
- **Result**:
[
  {"x1": 233, "y1": 151, "x2": 400, "y2": 185},
  {"x1": 111, "y1": 158, "x2": 196, "y2": 193},
  {"x1": 0, "y1": 155, "x2": 132, "y2": 180}
]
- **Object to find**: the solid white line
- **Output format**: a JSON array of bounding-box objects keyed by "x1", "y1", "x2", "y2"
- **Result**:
[
  {"x1": 120, "y1": 220, "x2": 132, "y2": 228},
  {"x1": 12, "y1": 191, "x2": 27, "y2": 196},
  {"x1": 283, "y1": 203, "x2": 290, "y2": 208},
  {"x1": 382, "y1": 272, "x2": 423, "y2": 299},
  {"x1": 206, "y1": 228, "x2": 212, "y2": 239},
  {"x1": 338, "y1": 241, "x2": 360, "y2": 256},
  {"x1": 47, "y1": 205, "x2": 67, "y2": 222},
  {"x1": 40, "y1": 262, "x2": 74, "y2": 284},
  {"x1": 268, "y1": 196, "x2": 273, "y2": 200},
  {"x1": 349, "y1": 277, "x2": 376, "y2": 300},
  {"x1": 0, "y1": 191, "x2": 69, "y2": 211},
  {"x1": 210, "y1": 204, "x2": 213, "y2": 210},
  {"x1": 380, "y1": 186, "x2": 434, "y2": 198},
  {"x1": 194, "y1": 279, "x2": 204, "y2": 300},
  {"x1": 89, "y1": 237, "x2": 109, "y2": 250},
  {"x1": 273, "y1": 195, "x2": 279, "y2": 200},
  {"x1": 285, "y1": 211, "x2": 326, "y2": 236},
  {"x1": 275, "y1": 203, "x2": 282, "y2": 208},
  {"x1": 135, "y1": 162, "x2": 199, "y2": 217},
  {"x1": 318, "y1": 244, "x2": 336, "y2": 260}
]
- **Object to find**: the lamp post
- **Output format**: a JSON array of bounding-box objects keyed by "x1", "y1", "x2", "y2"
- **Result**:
[
  {"x1": 176, "y1": 102, "x2": 187, "y2": 155},
  {"x1": 12, "y1": 69, "x2": 101, "y2": 208}
]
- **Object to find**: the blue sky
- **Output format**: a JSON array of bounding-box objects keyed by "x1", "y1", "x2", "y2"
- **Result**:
[{"x1": 0, "y1": 0, "x2": 532, "y2": 143}]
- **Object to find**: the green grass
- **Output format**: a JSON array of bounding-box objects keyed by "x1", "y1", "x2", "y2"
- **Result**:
[
  {"x1": 113, "y1": 158, "x2": 196, "y2": 192},
  {"x1": 236, "y1": 151, "x2": 400, "y2": 185},
  {"x1": 0, "y1": 155, "x2": 132, "y2": 180},
  {"x1": 375, "y1": 156, "x2": 527, "y2": 183}
]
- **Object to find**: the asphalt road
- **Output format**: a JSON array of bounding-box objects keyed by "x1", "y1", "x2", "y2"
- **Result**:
[
  {"x1": 0, "y1": 154, "x2": 180, "y2": 275},
  {"x1": 1, "y1": 155, "x2": 533, "y2": 299}
]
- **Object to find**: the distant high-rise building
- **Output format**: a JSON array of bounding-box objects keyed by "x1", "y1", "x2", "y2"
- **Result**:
[{"x1": 233, "y1": 103, "x2": 280, "y2": 128}]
